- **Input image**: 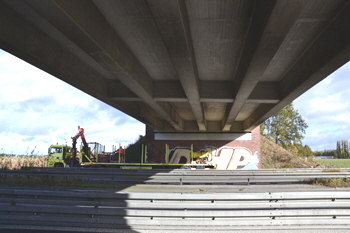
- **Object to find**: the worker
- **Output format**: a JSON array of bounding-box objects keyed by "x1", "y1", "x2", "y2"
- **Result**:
[
  {"x1": 116, "y1": 146, "x2": 124, "y2": 154},
  {"x1": 116, "y1": 146, "x2": 124, "y2": 163}
]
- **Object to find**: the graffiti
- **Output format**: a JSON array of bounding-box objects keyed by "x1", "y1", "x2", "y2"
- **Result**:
[
  {"x1": 169, "y1": 147, "x2": 191, "y2": 164},
  {"x1": 168, "y1": 146, "x2": 260, "y2": 170}
]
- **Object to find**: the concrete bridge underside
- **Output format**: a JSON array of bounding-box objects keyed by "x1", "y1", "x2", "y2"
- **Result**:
[{"x1": 1, "y1": 0, "x2": 350, "y2": 134}]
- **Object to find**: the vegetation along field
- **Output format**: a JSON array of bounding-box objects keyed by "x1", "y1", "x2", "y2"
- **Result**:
[
  {"x1": 314, "y1": 159, "x2": 350, "y2": 168},
  {"x1": 0, "y1": 155, "x2": 47, "y2": 170}
]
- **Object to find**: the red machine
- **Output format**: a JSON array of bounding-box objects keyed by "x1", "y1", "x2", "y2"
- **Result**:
[{"x1": 72, "y1": 126, "x2": 88, "y2": 161}]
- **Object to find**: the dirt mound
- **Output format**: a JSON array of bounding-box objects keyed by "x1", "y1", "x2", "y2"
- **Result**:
[{"x1": 261, "y1": 136, "x2": 316, "y2": 169}]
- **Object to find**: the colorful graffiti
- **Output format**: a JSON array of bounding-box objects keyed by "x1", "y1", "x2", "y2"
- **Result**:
[{"x1": 168, "y1": 146, "x2": 259, "y2": 170}]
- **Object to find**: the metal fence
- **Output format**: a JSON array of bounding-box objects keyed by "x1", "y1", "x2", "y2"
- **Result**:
[
  {"x1": 0, "y1": 187, "x2": 350, "y2": 230},
  {"x1": 1, "y1": 168, "x2": 350, "y2": 184}
]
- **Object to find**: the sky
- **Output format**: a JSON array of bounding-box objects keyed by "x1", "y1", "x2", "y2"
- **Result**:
[
  {"x1": 0, "y1": 50, "x2": 145, "y2": 155},
  {"x1": 293, "y1": 61, "x2": 350, "y2": 151},
  {"x1": 0, "y1": 49, "x2": 349, "y2": 155}
]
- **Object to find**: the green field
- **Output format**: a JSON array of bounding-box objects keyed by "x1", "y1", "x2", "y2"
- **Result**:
[{"x1": 315, "y1": 158, "x2": 350, "y2": 168}]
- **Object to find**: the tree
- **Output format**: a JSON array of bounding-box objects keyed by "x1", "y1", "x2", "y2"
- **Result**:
[
  {"x1": 336, "y1": 139, "x2": 349, "y2": 158},
  {"x1": 261, "y1": 103, "x2": 308, "y2": 148},
  {"x1": 314, "y1": 149, "x2": 336, "y2": 158},
  {"x1": 293, "y1": 144, "x2": 313, "y2": 157},
  {"x1": 303, "y1": 145, "x2": 314, "y2": 157},
  {"x1": 125, "y1": 135, "x2": 146, "y2": 163},
  {"x1": 336, "y1": 140, "x2": 342, "y2": 158}
]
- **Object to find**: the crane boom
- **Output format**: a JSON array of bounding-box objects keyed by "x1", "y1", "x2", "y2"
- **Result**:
[{"x1": 72, "y1": 126, "x2": 88, "y2": 160}]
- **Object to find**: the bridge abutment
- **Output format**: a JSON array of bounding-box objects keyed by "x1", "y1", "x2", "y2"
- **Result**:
[{"x1": 146, "y1": 125, "x2": 261, "y2": 169}]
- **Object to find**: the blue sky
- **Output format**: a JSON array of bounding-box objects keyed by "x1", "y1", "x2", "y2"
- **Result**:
[
  {"x1": 294, "y1": 61, "x2": 350, "y2": 151},
  {"x1": 0, "y1": 49, "x2": 349, "y2": 155}
]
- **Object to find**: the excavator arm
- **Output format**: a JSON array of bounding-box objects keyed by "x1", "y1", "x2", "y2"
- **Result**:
[{"x1": 72, "y1": 126, "x2": 88, "y2": 161}]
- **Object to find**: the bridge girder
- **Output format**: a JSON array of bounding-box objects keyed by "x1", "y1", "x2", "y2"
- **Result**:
[{"x1": 0, "y1": 0, "x2": 349, "y2": 132}]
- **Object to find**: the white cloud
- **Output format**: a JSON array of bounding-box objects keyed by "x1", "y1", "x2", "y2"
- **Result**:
[
  {"x1": 294, "y1": 61, "x2": 350, "y2": 151},
  {"x1": 309, "y1": 94, "x2": 344, "y2": 112},
  {"x1": 0, "y1": 50, "x2": 144, "y2": 155}
]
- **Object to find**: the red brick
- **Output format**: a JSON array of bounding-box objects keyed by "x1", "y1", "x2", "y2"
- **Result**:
[{"x1": 146, "y1": 126, "x2": 261, "y2": 168}]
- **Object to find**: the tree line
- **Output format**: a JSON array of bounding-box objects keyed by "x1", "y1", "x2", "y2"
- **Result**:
[
  {"x1": 314, "y1": 140, "x2": 350, "y2": 158},
  {"x1": 313, "y1": 149, "x2": 335, "y2": 158}
]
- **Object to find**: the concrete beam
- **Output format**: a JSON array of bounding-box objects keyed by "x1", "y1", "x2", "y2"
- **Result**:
[
  {"x1": 154, "y1": 132, "x2": 251, "y2": 141},
  {"x1": 153, "y1": 81, "x2": 187, "y2": 102},
  {"x1": 1, "y1": 0, "x2": 348, "y2": 134},
  {"x1": 199, "y1": 81, "x2": 235, "y2": 103},
  {"x1": 0, "y1": 0, "x2": 109, "y2": 96},
  {"x1": 154, "y1": 80, "x2": 280, "y2": 103},
  {"x1": 0, "y1": 0, "x2": 184, "y2": 131},
  {"x1": 222, "y1": 0, "x2": 277, "y2": 131},
  {"x1": 107, "y1": 80, "x2": 141, "y2": 101},
  {"x1": 247, "y1": 82, "x2": 280, "y2": 104},
  {"x1": 147, "y1": 0, "x2": 206, "y2": 131},
  {"x1": 50, "y1": 0, "x2": 184, "y2": 131},
  {"x1": 243, "y1": 1, "x2": 350, "y2": 131}
]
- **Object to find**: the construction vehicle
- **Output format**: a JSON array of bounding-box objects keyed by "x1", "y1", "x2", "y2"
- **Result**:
[
  {"x1": 47, "y1": 126, "x2": 108, "y2": 168},
  {"x1": 47, "y1": 144, "x2": 73, "y2": 167},
  {"x1": 47, "y1": 127, "x2": 259, "y2": 169}
]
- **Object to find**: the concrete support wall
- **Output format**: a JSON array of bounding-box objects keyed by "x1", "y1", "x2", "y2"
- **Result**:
[{"x1": 146, "y1": 125, "x2": 261, "y2": 168}]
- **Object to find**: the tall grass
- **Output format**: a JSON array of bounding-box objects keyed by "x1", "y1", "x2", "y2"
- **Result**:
[{"x1": 0, "y1": 154, "x2": 47, "y2": 170}]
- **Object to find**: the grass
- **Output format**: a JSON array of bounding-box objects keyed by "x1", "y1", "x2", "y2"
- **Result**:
[
  {"x1": 307, "y1": 178, "x2": 350, "y2": 188},
  {"x1": 0, "y1": 155, "x2": 47, "y2": 170},
  {"x1": 314, "y1": 159, "x2": 350, "y2": 168}
]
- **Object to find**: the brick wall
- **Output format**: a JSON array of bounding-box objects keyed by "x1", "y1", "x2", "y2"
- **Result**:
[{"x1": 145, "y1": 125, "x2": 261, "y2": 168}]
